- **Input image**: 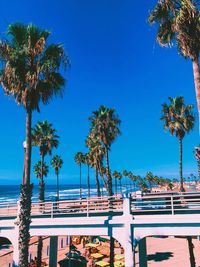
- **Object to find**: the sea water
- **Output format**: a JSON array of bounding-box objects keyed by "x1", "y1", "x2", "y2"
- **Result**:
[{"x1": 0, "y1": 184, "x2": 108, "y2": 203}]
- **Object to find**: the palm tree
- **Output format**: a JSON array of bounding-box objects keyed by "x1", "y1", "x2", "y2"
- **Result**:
[
  {"x1": 194, "y1": 146, "x2": 200, "y2": 179},
  {"x1": 74, "y1": 152, "x2": 84, "y2": 199},
  {"x1": 161, "y1": 96, "x2": 195, "y2": 191},
  {"x1": 146, "y1": 172, "x2": 155, "y2": 192},
  {"x1": 0, "y1": 23, "x2": 68, "y2": 267},
  {"x1": 113, "y1": 171, "x2": 123, "y2": 195},
  {"x1": 83, "y1": 153, "x2": 91, "y2": 198},
  {"x1": 89, "y1": 106, "x2": 121, "y2": 196},
  {"x1": 113, "y1": 171, "x2": 119, "y2": 195},
  {"x1": 117, "y1": 172, "x2": 123, "y2": 195},
  {"x1": 34, "y1": 161, "x2": 49, "y2": 203},
  {"x1": 86, "y1": 132, "x2": 105, "y2": 197},
  {"x1": 138, "y1": 177, "x2": 149, "y2": 192},
  {"x1": 34, "y1": 160, "x2": 49, "y2": 267},
  {"x1": 32, "y1": 120, "x2": 59, "y2": 201},
  {"x1": 32, "y1": 121, "x2": 58, "y2": 267},
  {"x1": 51, "y1": 155, "x2": 64, "y2": 201},
  {"x1": 149, "y1": 0, "x2": 200, "y2": 130},
  {"x1": 123, "y1": 170, "x2": 129, "y2": 191}
]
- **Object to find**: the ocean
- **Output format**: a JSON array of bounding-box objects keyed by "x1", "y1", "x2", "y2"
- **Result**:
[{"x1": 0, "y1": 184, "x2": 109, "y2": 204}]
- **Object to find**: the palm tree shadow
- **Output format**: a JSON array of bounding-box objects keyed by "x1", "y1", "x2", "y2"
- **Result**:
[{"x1": 147, "y1": 252, "x2": 173, "y2": 262}]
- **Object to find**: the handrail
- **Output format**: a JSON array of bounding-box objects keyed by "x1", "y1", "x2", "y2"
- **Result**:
[
  {"x1": 130, "y1": 191, "x2": 200, "y2": 215},
  {"x1": 1, "y1": 192, "x2": 200, "y2": 218}
]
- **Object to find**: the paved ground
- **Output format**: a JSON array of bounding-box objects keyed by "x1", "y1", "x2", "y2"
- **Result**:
[{"x1": 135, "y1": 236, "x2": 200, "y2": 267}]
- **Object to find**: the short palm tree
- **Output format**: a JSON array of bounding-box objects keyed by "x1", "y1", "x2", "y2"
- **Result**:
[
  {"x1": 138, "y1": 177, "x2": 149, "y2": 192},
  {"x1": 51, "y1": 155, "x2": 63, "y2": 201},
  {"x1": 89, "y1": 106, "x2": 121, "y2": 196},
  {"x1": 34, "y1": 160, "x2": 49, "y2": 267},
  {"x1": 123, "y1": 170, "x2": 129, "y2": 190},
  {"x1": 113, "y1": 171, "x2": 119, "y2": 195},
  {"x1": 149, "y1": 0, "x2": 200, "y2": 130},
  {"x1": 83, "y1": 153, "x2": 91, "y2": 198},
  {"x1": 194, "y1": 146, "x2": 200, "y2": 179},
  {"x1": 34, "y1": 161, "x2": 49, "y2": 202},
  {"x1": 117, "y1": 172, "x2": 123, "y2": 195},
  {"x1": 32, "y1": 120, "x2": 59, "y2": 267},
  {"x1": 74, "y1": 152, "x2": 84, "y2": 198},
  {"x1": 161, "y1": 96, "x2": 195, "y2": 191},
  {"x1": 32, "y1": 120, "x2": 59, "y2": 201},
  {"x1": 0, "y1": 23, "x2": 68, "y2": 267},
  {"x1": 113, "y1": 171, "x2": 123, "y2": 195},
  {"x1": 146, "y1": 172, "x2": 155, "y2": 192},
  {"x1": 86, "y1": 132, "x2": 105, "y2": 197}
]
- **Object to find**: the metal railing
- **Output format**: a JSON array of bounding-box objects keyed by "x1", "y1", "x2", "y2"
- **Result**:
[
  {"x1": 1, "y1": 192, "x2": 200, "y2": 219},
  {"x1": 0, "y1": 195, "x2": 123, "y2": 219},
  {"x1": 130, "y1": 192, "x2": 200, "y2": 215}
]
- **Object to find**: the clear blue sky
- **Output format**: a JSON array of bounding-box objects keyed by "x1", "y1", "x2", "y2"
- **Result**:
[{"x1": 0, "y1": 0, "x2": 199, "y2": 185}]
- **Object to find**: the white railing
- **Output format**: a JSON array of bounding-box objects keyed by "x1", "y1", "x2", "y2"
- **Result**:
[
  {"x1": 130, "y1": 192, "x2": 200, "y2": 215},
  {"x1": 0, "y1": 195, "x2": 123, "y2": 219},
  {"x1": 1, "y1": 192, "x2": 200, "y2": 219}
]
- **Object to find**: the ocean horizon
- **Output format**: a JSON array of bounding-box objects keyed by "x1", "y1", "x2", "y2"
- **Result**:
[{"x1": 0, "y1": 184, "x2": 110, "y2": 203}]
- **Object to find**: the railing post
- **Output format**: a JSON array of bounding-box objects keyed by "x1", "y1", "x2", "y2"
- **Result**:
[
  {"x1": 51, "y1": 202, "x2": 54, "y2": 218},
  {"x1": 171, "y1": 196, "x2": 174, "y2": 215},
  {"x1": 87, "y1": 199, "x2": 89, "y2": 217},
  {"x1": 123, "y1": 193, "x2": 132, "y2": 217},
  {"x1": 7, "y1": 203, "x2": 9, "y2": 215}
]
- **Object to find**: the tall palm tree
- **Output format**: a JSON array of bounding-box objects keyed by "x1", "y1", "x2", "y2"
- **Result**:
[
  {"x1": 32, "y1": 120, "x2": 59, "y2": 201},
  {"x1": 0, "y1": 23, "x2": 68, "y2": 267},
  {"x1": 51, "y1": 155, "x2": 63, "y2": 201},
  {"x1": 149, "y1": 0, "x2": 200, "y2": 130},
  {"x1": 34, "y1": 160, "x2": 49, "y2": 267},
  {"x1": 194, "y1": 145, "x2": 200, "y2": 179},
  {"x1": 89, "y1": 106, "x2": 121, "y2": 197},
  {"x1": 161, "y1": 96, "x2": 195, "y2": 191},
  {"x1": 74, "y1": 152, "x2": 84, "y2": 199}
]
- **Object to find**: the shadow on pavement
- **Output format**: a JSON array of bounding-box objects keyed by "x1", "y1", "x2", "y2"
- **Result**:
[{"x1": 147, "y1": 252, "x2": 173, "y2": 262}]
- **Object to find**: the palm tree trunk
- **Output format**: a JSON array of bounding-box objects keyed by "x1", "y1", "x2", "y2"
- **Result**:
[
  {"x1": 179, "y1": 138, "x2": 184, "y2": 192},
  {"x1": 97, "y1": 160, "x2": 107, "y2": 190},
  {"x1": 39, "y1": 180, "x2": 45, "y2": 204},
  {"x1": 37, "y1": 154, "x2": 45, "y2": 267},
  {"x1": 87, "y1": 164, "x2": 90, "y2": 198},
  {"x1": 110, "y1": 237, "x2": 115, "y2": 267},
  {"x1": 39, "y1": 154, "x2": 45, "y2": 202},
  {"x1": 80, "y1": 163, "x2": 82, "y2": 199},
  {"x1": 56, "y1": 171, "x2": 59, "y2": 201},
  {"x1": 105, "y1": 146, "x2": 112, "y2": 196},
  {"x1": 37, "y1": 236, "x2": 43, "y2": 267},
  {"x1": 192, "y1": 58, "x2": 200, "y2": 133},
  {"x1": 95, "y1": 167, "x2": 101, "y2": 197},
  {"x1": 115, "y1": 178, "x2": 117, "y2": 195},
  {"x1": 198, "y1": 160, "x2": 200, "y2": 180},
  {"x1": 120, "y1": 179, "x2": 122, "y2": 195},
  {"x1": 187, "y1": 236, "x2": 196, "y2": 267},
  {"x1": 19, "y1": 108, "x2": 33, "y2": 267}
]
